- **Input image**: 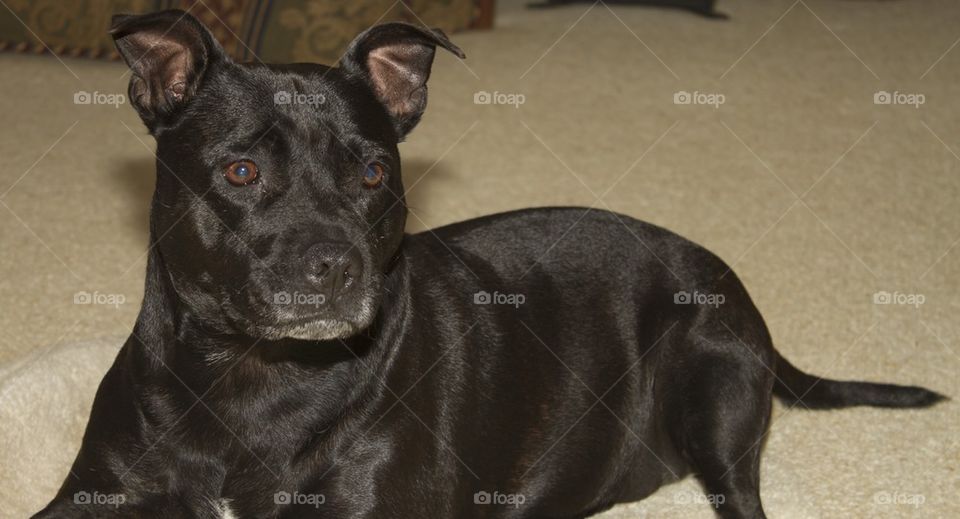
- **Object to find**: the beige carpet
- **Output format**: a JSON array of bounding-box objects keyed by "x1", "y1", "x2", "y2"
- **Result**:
[{"x1": 1, "y1": 0, "x2": 958, "y2": 517}]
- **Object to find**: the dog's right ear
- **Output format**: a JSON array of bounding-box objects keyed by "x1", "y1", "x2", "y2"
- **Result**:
[{"x1": 110, "y1": 10, "x2": 226, "y2": 130}]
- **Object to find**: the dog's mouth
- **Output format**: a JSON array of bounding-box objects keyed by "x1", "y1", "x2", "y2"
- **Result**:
[
  {"x1": 238, "y1": 289, "x2": 380, "y2": 341},
  {"x1": 219, "y1": 266, "x2": 383, "y2": 341}
]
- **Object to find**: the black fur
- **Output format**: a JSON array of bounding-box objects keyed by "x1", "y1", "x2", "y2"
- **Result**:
[{"x1": 35, "y1": 10, "x2": 943, "y2": 519}]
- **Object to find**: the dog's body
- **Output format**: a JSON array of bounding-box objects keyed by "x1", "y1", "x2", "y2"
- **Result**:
[{"x1": 36, "y1": 10, "x2": 943, "y2": 519}]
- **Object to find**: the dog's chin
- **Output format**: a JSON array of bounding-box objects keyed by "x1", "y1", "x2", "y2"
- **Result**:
[
  {"x1": 262, "y1": 319, "x2": 360, "y2": 341},
  {"x1": 232, "y1": 284, "x2": 382, "y2": 342}
]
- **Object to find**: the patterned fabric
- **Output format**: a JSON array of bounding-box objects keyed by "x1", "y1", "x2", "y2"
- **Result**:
[{"x1": 0, "y1": 0, "x2": 486, "y2": 63}]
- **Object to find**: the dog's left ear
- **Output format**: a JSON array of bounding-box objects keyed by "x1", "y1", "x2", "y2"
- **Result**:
[{"x1": 341, "y1": 23, "x2": 465, "y2": 139}]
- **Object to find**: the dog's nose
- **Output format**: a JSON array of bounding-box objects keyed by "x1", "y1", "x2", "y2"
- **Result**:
[{"x1": 303, "y1": 241, "x2": 362, "y2": 297}]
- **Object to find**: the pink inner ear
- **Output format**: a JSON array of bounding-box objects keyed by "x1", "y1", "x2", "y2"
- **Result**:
[
  {"x1": 368, "y1": 44, "x2": 426, "y2": 118},
  {"x1": 130, "y1": 29, "x2": 195, "y2": 103},
  {"x1": 163, "y1": 53, "x2": 190, "y2": 101}
]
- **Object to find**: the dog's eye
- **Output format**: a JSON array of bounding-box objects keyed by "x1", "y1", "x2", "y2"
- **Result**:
[
  {"x1": 362, "y1": 162, "x2": 385, "y2": 188},
  {"x1": 224, "y1": 160, "x2": 259, "y2": 186}
]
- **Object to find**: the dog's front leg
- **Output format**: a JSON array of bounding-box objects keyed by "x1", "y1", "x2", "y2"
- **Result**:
[{"x1": 33, "y1": 342, "x2": 208, "y2": 518}]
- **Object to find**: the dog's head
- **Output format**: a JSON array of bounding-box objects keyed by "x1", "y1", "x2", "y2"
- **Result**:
[{"x1": 111, "y1": 10, "x2": 463, "y2": 341}]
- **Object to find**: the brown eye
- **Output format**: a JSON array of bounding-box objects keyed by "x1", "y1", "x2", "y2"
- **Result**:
[
  {"x1": 362, "y1": 162, "x2": 385, "y2": 188},
  {"x1": 224, "y1": 160, "x2": 259, "y2": 186}
]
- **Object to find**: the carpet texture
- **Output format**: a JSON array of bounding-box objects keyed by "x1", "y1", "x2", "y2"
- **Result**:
[{"x1": 1, "y1": 0, "x2": 958, "y2": 517}]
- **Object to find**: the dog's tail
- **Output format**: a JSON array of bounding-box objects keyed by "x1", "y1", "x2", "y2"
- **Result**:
[{"x1": 773, "y1": 352, "x2": 947, "y2": 409}]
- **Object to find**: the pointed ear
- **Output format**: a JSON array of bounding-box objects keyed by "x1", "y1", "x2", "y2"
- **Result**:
[
  {"x1": 110, "y1": 9, "x2": 226, "y2": 130},
  {"x1": 340, "y1": 22, "x2": 465, "y2": 140}
]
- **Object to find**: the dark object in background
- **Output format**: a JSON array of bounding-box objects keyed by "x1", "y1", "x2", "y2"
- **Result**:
[{"x1": 529, "y1": 0, "x2": 728, "y2": 19}]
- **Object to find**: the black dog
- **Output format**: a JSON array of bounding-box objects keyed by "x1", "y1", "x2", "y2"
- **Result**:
[{"x1": 36, "y1": 10, "x2": 944, "y2": 519}]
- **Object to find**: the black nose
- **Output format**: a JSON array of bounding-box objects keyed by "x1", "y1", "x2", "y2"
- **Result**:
[{"x1": 303, "y1": 241, "x2": 362, "y2": 297}]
